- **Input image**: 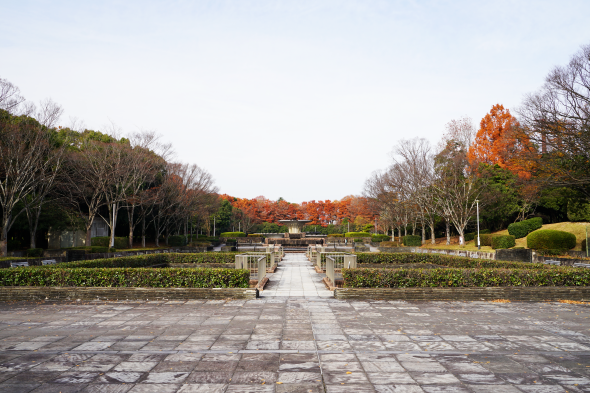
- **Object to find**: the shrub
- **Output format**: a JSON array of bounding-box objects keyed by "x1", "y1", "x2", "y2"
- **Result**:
[
  {"x1": 328, "y1": 234, "x2": 344, "y2": 237},
  {"x1": 26, "y1": 248, "x2": 43, "y2": 257},
  {"x1": 480, "y1": 234, "x2": 493, "y2": 247},
  {"x1": 248, "y1": 234, "x2": 263, "y2": 237},
  {"x1": 220, "y1": 232, "x2": 246, "y2": 238},
  {"x1": 91, "y1": 236, "x2": 129, "y2": 249},
  {"x1": 402, "y1": 235, "x2": 422, "y2": 246},
  {"x1": 527, "y1": 229, "x2": 576, "y2": 250},
  {"x1": 508, "y1": 217, "x2": 543, "y2": 239},
  {"x1": 491, "y1": 235, "x2": 515, "y2": 249},
  {"x1": 168, "y1": 235, "x2": 187, "y2": 247},
  {"x1": 353, "y1": 238, "x2": 365, "y2": 243},
  {"x1": 58, "y1": 253, "x2": 239, "y2": 269},
  {"x1": 371, "y1": 234, "x2": 391, "y2": 242},
  {"x1": 345, "y1": 232, "x2": 370, "y2": 238},
  {"x1": 342, "y1": 266, "x2": 590, "y2": 288},
  {"x1": 0, "y1": 267, "x2": 249, "y2": 288},
  {"x1": 356, "y1": 252, "x2": 547, "y2": 269}
]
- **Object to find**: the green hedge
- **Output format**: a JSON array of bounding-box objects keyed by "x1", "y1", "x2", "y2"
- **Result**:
[
  {"x1": 91, "y1": 236, "x2": 129, "y2": 249},
  {"x1": 355, "y1": 252, "x2": 547, "y2": 269},
  {"x1": 342, "y1": 267, "x2": 590, "y2": 288},
  {"x1": 465, "y1": 229, "x2": 491, "y2": 242},
  {"x1": 480, "y1": 234, "x2": 493, "y2": 247},
  {"x1": 60, "y1": 253, "x2": 239, "y2": 269},
  {"x1": 402, "y1": 235, "x2": 422, "y2": 246},
  {"x1": 220, "y1": 232, "x2": 246, "y2": 238},
  {"x1": 492, "y1": 235, "x2": 516, "y2": 249},
  {"x1": 328, "y1": 234, "x2": 344, "y2": 237},
  {"x1": 508, "y1": 217, "x2": 543, "y2": 239},
  {"x1": 527, "y1": 229, "x2": 577, "y2": 250},
  {"x1": 248, "y1": 234, "x2": 263, "y2": 237},
  {"x1": 168, "y1": 235, "x2": 187, "y2": 247},
  {"x1": 371, "y1": 234, "x2": 391, "y2": 242},
  {"x1": 0, "y1": 267, "x2": 249, "y2": 288},
  {"x1": 26, "y1": 248, "x2": 43, "y2": 257},
  {"x1": 345, "y1": 232, "x2": 370, "y2": 238}
]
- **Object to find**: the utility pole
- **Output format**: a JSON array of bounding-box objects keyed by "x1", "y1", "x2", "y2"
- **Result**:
[{"x1": 476, "y1": 199, "x2": 480, "y2": 250}]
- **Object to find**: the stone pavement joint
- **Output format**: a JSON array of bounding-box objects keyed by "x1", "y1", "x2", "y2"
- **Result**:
[
  {"x1": 261, "y1": 252, "x2": 333, "y2": 298},
  {"x1": 0, "y1": 254, "x2": 589, "y2": 392}
]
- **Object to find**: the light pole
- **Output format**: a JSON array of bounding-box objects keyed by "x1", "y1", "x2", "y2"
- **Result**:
[{"x1": 476, "y1": 199, "x2": 480, "y2": 250}]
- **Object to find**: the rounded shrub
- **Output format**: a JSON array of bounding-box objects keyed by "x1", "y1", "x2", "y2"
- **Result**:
[
  {"x1": 345, "y1": 232, "x2": 370, "y2": 238},
  {"x1": 220, "y1": 232, "x2": 246, "y2": 238},
  {"x1": 328, "y1": 234, "x2": 344, "y2": 237},
  {"x1": 508, "y1": 217, "x2": 543, "y2": 239},
  {"x1": 247, "y1": 234, "x2": 263, "y2": 237},
  {"x1": 371, "y1": 234, "x2": 391, "y2": 242},
  {"x1": 491, "y1": 235, "x2": 516, "y2": 249},
  {"x1": 479, "y1": 234, "x2": 493, "y2": 247},
  {"x1": 527, "y1": 229, "x2": 576, "y2": 250},
  {"x1": 402, "y1": 235, "x2": 422, "y2": 246}
]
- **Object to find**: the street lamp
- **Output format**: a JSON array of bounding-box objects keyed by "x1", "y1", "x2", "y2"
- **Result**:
[{"x1": 476, "y1": 199, "x2": 480, "y2": 250}]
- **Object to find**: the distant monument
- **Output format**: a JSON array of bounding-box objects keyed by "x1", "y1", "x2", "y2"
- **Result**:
[{"x1": 279, "y1": 220, "x2": 311, "y2": 234}]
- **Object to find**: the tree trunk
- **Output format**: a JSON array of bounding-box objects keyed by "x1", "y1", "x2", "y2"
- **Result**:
[
  {"x1": 165, "y1": 227, "x2": 169, "y2": 246},
  {"x1": 430, "y1": 223, "x2": 436, "y2": 244},
  {"x1": 127, "y1": 205, "x2": 135, "y2": 249},
  {"x1": 0, "y1": 226, "x2": 7, "y2": 257},
  {"x1": 109, "y1": 203, "x2": 119, "y2": 248},
  {"x1": 458, "y1": 228, "x2": 465, "y2": 245},
  {"x1": 141, "y1": 215, "x2": 146, "y2": 248},
  {"x1": 421, "y1": 226, "x2": 425, "y2": 244},
  {"x1": 446, "y1": 220, "x2": 450, "y2": 245},
  {"x1": 86, "y1": 226, "x2": 92, "y2": 247}
]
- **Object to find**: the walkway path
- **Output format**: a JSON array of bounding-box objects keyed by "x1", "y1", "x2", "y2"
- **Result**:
[{"x1": 260, "y1": 252, "x2": 333, "y2": 298}]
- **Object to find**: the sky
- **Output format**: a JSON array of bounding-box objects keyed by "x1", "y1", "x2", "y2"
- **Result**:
[{"x1": 1, "y1": 0, "x2": 589, "y2": 203}]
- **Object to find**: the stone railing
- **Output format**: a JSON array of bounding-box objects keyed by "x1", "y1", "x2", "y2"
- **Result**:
[{"x1": 235, "y1": 254, "x2": 267, "y2": 283}]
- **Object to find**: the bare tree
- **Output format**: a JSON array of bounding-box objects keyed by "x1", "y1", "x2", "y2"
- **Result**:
[
  {"x1": 433, "y1": 135, "x2": 484, "y2": 245},
  {"x1": 0, "y1": 114, "x2": 60, "y2": 255},
  {"x1": 62, "y1": 139, "x2": 114, "y2": 247},
  {"x1": 518, "y1": 43, "x2": 590, "y2": 197},
  {"x1": 0, "y1": 78, "x2": 26, "y2": 113},
  {"x1": 124, "y1": 131, "x2": 172, "y2": 248}
]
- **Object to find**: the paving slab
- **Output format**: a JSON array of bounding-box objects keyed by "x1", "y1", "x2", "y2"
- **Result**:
[{"x1": 1, "y1": 253, "x2": 590, "y2": 391}]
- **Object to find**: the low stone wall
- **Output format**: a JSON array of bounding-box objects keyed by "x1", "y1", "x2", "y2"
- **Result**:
[
  {"x1": 531, "y1": 253, "x2": 589, "y2": 266},
  {"x1": 334, "y1": 287, "x2": 590, "y2": 301},
  {"x1": 0, "y1": 286, "x2": 258, "y2": 301},
  {"x1": 496, "y1": 248, "x2": 531, "y2": 262}
]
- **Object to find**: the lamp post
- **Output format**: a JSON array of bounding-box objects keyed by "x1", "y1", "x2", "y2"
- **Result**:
[{"x1": 476, "y1": 199, "x2": 480, "y2": 250}]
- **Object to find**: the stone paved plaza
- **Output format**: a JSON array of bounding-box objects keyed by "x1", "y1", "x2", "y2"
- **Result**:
[{"x1": 0, "y1": 254, "x2": 589, "y2": 392}]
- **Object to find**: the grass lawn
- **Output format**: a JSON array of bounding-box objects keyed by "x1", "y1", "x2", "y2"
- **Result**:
[{"x1": 420, "y1": 221, "x2": 589, "y2": 251}]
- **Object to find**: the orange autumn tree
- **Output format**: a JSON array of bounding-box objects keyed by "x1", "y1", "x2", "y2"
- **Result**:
[{"x1": 468, "y1": 104, "x2": 534, "y2": 179}]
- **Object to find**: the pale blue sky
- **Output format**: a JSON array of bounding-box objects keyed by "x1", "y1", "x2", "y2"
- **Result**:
[{"x1": 1, "y1": 1, "x2": 589, "y2": 202}]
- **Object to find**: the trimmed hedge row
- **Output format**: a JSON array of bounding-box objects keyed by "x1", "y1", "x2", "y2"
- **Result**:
[
  {"x1": 220, "y1": 232, "x2": 246, "y2": 237},
  {"x1": 371, "y1": 234, "x2": 391, "y2": 242},
  {"x1": 508, "y1": 217, "x2": 543, "y2": 239},
  {"x1": 355, "y1": 252, "x2": 548, "y2": 269},
  {"x1": 328, "y1": 234, "x2": 344, "y2": 237},
  {"x1": 0, "y1": 267, "x2": 249, "y2": 288},
  {"x1": 342, "y1": 267, "x2": 590, "y2": 288},
  {"x1": 60, "y1": 253, "x2": 239, "y2": 269},
  {"x1": 91, "y1": 236, "x2": 129, "y2": 249},
  {"x1": 402, "y1": 235, "x2": 422, "y2": 246},
  {"x1": 527, "y1": 229, "x2": 577, "y2": 250},
  {"x1": 345, "y1": 232, "x2": 370, "y2": 238}
]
